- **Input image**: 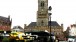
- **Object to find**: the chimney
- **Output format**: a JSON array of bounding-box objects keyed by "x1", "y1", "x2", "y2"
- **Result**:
[
  {"x1": 67, "y1": 26, "x2": 70, "y2": 30},
  {"x1": 8, "y1": 15, "x2": 10, "y2": 20},
  {"x1": 71, "y1": 24, "x2": 73, "y2": 28},
  {"x1": 61, "y1": 24, "x2": 63, "y2": 28},
  {"x1": 24, "y1": 24, "x2": 26, "y2": 29}
]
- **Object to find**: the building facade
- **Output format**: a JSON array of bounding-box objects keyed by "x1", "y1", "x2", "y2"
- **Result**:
[
  {"x1": 24, "y1": 0, "x2": 63, "y2": 36},
  {"x1": 0, "y1": 16, "x2": 12, "y2": 31},
  {"x1": 12, "y1": 26, "x2": 24, "y2": 33},
  {"x1": 68, "y1": 24, "x2": 76, "y2": 36},
  {"x1": 24, "y1": 22, "x2": 63, "y2": 36}
]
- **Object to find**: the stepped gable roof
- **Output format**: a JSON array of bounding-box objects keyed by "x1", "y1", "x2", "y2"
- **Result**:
[
  {"x1": 0, "y1": 16, "x2": 11, "y2": 23},
  {"x1": 28, "y1": 21, "x2": 60, "y2": 27}
]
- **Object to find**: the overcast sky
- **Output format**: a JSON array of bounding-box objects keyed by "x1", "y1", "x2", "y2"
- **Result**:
[{"x1": 0, "y1": 0, "x2": 76, "y2": 31}]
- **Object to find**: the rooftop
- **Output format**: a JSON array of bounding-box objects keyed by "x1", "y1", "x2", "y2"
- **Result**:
[{"x1": 28, "y1": 21, "x2": 60, "y2": 27}]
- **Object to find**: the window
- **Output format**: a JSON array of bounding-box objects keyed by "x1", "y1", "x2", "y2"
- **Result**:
[
  {"x1": 41, "y1": 1, "x2": 44, "y2": 7},
  {"x1": 41, "y1": 20, "x2": 44, "y2": 26}
]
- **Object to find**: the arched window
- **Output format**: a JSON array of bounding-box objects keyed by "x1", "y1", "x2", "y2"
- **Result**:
[
  {"x1": 41, "y1": 1, "x2": 44, "y2": 7},
  {"x1": 41, "y1": 20, "x2": 44, "y2": 26}
]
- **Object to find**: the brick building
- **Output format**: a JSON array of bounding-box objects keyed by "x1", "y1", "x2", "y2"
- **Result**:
[
  {"x1": 0, "y1": 16, "x2": 12, "y2": 31},
  {"x1": 24, "y1": 21, "x2": 63, "y2": 36}
]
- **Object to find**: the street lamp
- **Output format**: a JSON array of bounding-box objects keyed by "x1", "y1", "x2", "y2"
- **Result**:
[{"x1": 48, "y1": 6, "x2": 52, "y2": 42}]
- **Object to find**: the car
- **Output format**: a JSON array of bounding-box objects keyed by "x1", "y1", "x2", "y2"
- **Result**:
[
  {"x1": 68, "y1": 38, "x2": 75, "y2": 42},
  {"x1": 10, "y1": 32, "x2": 25, "y2": 40}
]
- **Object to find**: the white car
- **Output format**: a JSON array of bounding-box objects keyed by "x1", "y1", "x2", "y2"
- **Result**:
[{"x1": 68, "y1": 38, "x2": 75, "y2": 42}]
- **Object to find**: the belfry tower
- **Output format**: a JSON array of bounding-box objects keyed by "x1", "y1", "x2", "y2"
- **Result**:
[{"x1": 37, "y1": 0, "x2": 48, "y2": 26}]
